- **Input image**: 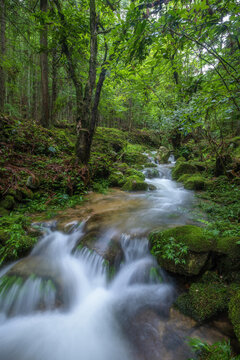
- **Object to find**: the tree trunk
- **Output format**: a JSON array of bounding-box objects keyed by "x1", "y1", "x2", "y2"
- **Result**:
[
  {"x1": 0, "y1": 0, "x2": 6, "y2": 112},
  {"x1": 40, "y1": 0, "x2": 50, "y2": 127},
  {"x1": 51, "y1": 47, "x2": 57, "y2": 123}
]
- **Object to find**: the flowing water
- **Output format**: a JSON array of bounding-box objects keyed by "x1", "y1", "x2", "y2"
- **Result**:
[{"x1": 0, "y1": 155, "x2": 222, "y2": 360}]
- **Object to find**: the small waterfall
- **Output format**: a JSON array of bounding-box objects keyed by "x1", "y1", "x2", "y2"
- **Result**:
[{"x1": 0, "y1": 150, "x2": 197, "y2": 360}]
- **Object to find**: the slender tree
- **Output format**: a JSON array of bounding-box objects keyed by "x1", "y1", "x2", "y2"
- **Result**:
[
  {"x1": 0, "y1": 0, "x2": 6, "y2": 112},
  {"x1": 40, "y1": 0, "x2": 50, "y2": 127}
]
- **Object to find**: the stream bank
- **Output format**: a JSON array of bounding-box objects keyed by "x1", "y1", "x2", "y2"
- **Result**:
[{"x1": 0, "y1": 152, "x2": 239, "y2": 359}]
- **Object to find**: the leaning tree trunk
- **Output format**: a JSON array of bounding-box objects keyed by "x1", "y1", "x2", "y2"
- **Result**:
[
  {"x1": 0, "y1": 0, "x2": 6, "y2": 112},
  {"x1": 40, "y1": 0, "x2": 50, "y2": 127}
]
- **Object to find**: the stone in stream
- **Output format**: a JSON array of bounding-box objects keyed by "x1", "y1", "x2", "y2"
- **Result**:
[{"x1": 149, "y1": 225, "x2": 213, "y2": 276}]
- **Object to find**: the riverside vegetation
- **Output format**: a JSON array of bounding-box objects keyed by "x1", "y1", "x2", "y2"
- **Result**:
[
  {"x1": 0, "y1": 117, "x2": 240, "y2": 358},
  {"x1": 0, "y1": 0, "x2": 240, "y2": 358}
]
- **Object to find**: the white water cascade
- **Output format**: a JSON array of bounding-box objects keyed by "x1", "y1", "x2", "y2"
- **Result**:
[{"x1": 0, "y1": 154, "x2": 197, "y2": 360}]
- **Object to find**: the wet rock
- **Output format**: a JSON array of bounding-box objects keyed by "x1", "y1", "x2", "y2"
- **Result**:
[
  {"x1": 122, "y1": 176, "x2": 148, "y2": 191},
  {"x1": 148, "y1": 184, "x2": 157, "y2": 191},
  {"x1": 156, "y1": 146, "x2": 171, "y2": 164},
  {"x1": 144, "y1": 168, "x2": 159, "y2": 178},
  {"x1": 26, "y1": 176, "x2": 40, "y2": 190}
]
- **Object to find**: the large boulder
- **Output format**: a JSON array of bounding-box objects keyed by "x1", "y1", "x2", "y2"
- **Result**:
[
  {"x1": 172, "y1": 162, "x2": 198, "y2": 180},
  {"x1": 108, "y1": 171, "x2": 125, "y2": 187},
  {"x1": 122, "y1": 176, "x2": 148, "y2": 191},
  {"x1": 149, "y1": 225, "x2": 213, "y2": 276},
  {"x1": 178, "y1": 174, "x2": 207, "y2": 190},
  {"x1": 175, "y1": 282, "x2": 230, "y2": 322}
]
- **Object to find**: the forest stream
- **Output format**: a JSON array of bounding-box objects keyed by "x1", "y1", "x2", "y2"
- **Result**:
[{"x1": 0, "y1": 153, "x2": 227, "y2": 360}]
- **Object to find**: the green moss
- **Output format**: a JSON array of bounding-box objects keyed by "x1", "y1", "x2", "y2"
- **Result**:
[
  {"x1": 145, "y1": 162, "x2": 157, "y2": 168},
  {"x1": 125, "y1": 168, "x2": 145, "y2": 180},
  {"x1": 178, "y1": 174, "x2": 190, "y2": 183},
  {"x1": 108, "y1": 171, "x2": 125, "y2": 187},
  {"x1": 172, "y1": 162, "x2": 198, "y2": 180},
  {"x1": 149, "y1": 226, "x2": 213, "y2": 276},
  {"x1": 184, "y1": 175, "x2": 206, "y2": 190},
  {"x1": 122, "y1": 176, "x2": 148, "y2": 191},
  {"x1": 92, "y1": 127, "x2": 127, "y2": 155},
  {"x1": 216, "y1": 237, "x2": 240, "y2": 258},
  {"x1": 175, "y1": 282, "x2": 230, "y2": 322},
  {"x1": 229, "y1": 290, "x2": 240, "y2": 342},
  {"x1": 122, "y1": 144, "x2": 149, "y2": 166},
  {"x1": 150, "y1": 225, "x2": 213, "y2": 253}
]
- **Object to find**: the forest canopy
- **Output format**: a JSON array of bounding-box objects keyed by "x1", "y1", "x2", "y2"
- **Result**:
[{"x1": 0, "y1": 0, "x2": 239, "y2": 162}]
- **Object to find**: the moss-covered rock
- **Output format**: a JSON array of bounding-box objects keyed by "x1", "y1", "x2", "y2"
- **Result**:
[
  {"x1": 156, "y1": 146, "x2": 171, "y2": 164},
  {"x1": 122, "y1": 144, "x2": 149, "y2": 166},
  {"x1": 26, "y1": 176, "x2": 40, "y2": 190},
  {"x1": 150, "y1": 225, "x2": 213, "y2": 253},
  {"x1": 175, "y1": 282, "x2": 230, "y2": 322},
  {"x1": 148, "y1": 184, "x2": 157, "y2": 191},
  {"x1": 216, "y1": 236, "x2": 240, "y2": 258},
  {"x1": 183, "y1": 175, "x2": 207, "y2": 190},
  {"x1": 149, "y1": 225, "x2": 213, "y2": 276},
  {"x1": 122, "y1": 176, "x2": 148, "y2": 191},
  {"x1": 92, "y1": 127, "x2": 127, "y2": 155},
  {"x1": 229, "y1": 290, "x2": 240, "y2": 342},
  {"x1": 0, "y1": 195, "x2": 15, "y2": 210},
  {"x1": 125, "y1": 168, "x2": 145, "y2": 180},
  {"x1": 172, "y1": 162, "x2": 198, "y2": 180},
  {"x1": 108, "y1": 171, "x2": 125, "y2": 187}
]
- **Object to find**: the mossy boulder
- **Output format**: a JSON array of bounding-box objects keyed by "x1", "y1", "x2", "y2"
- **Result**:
[
  {"x1": 229, "y1": 290, "x2": 240, "y2": 342},
  {"x1": 26, "y1": 176, "x2": 40, "y2": 190},
  {"x1": 215, "y1": 237, "x2": 240, "y2": 273},
  {"x1": 172, "y1": 162, "x2": 198, "y2": 180},
  {"x1": 148, "y1": 184, "x2": 157, "y2": 191},
  {"x1": 156, "y1": 146, "x2": 171, "y2": 164},
  {"x1": 122, "y1": 176, "x2": 148, "y2": 191},
  {"x1": 149, "y1": 225, "x2": 213, "y2": 276},
  {"x1": 0, "y1": 195, "x2": 15, "y2": 210},
  {"x1": 108, "y1": 171, "x2": 125, "y2": 187},
  {"x1": 183, "y1": 175, "x2": 207, "y2": 190},
  {"x1": 122, "y1": 144, "x2": 149, "y2": 166},
  {"x1": 125, "y1": 168, "x2": 145, "y2": 180},
  {"x1": 175, "y1": 282, "x2": 230, "y2": 322}
]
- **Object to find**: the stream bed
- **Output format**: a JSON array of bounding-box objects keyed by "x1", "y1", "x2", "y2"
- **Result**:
[{"x1": 0, "y1": 155, "x2": 226, "y2": 360}]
